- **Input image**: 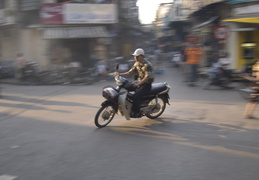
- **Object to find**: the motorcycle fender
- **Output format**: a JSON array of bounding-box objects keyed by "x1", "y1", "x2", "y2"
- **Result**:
[
  {"x1": 159, "y1": 93, "x2": 170, "y2": 105},
  {"x1": 101, "y1": 100, "x2": 118, "y2": 112},
  {"x1": 101, "y1": 100, "x2": 113, "y2": 106}
]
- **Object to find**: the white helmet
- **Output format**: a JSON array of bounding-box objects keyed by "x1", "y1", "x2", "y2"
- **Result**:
[{"x1": 132, "y1": 48, "x2": 145, "y2": 56}]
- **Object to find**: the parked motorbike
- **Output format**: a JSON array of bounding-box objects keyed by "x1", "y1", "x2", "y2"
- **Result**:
[
  {"x1": 20, "y1": 61, "x2": 39, "y2": 84},
  {"x1": 95, "y1": 74, "x2": 171, "y2": 128},
  {"x1": 200, "y1": 64, "x2": 235, "y2": 89},
  {"x1": 63, "y1": 67, "x2": 97, "y2": 85}
]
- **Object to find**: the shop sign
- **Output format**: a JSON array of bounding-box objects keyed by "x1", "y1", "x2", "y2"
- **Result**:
[
  {"x1": 214, "y1": 26, "x2": 230, "y2": 41},
  {"x1": 40, "y1": 3, "x2": 63, "y2": 24},
  {"x1": 63, "y1": 4, "x2": 118, "y2": 24}
]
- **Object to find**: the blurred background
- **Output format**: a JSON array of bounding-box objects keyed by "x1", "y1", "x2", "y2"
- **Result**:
[{"x1": 0, "y1": 0, "x2": 258, "y2": 84}]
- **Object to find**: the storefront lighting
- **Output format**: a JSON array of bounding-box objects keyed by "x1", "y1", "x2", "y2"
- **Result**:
[{"x1": 241, "y1": 42, "x2": 257, "y2": 48}]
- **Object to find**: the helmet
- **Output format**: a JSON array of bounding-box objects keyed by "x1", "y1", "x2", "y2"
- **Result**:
[{"x1": 132, "y1": 48, "x2": 145, "y2": 56}]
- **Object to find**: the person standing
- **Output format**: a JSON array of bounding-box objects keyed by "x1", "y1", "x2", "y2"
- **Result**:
[
  {"x1": 184, "y1": 43, "x2": 203, "y2": 85},
  {"x1": 243, "y1": 59, "x2": 259, "y2": 119},
  {"x1": 15, "y1": 53, "x2": 26, "y2": 79},
  {"x1": 114, "y1": 48, "x2": 154, "y2": 118}
]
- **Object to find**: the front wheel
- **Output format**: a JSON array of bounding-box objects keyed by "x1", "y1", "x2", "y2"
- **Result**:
[
  {"x1": 145, "y1": 96, "x2": 166, "y2": 119},
  {"x1": 95, "y1": 104, "x2": 116, "y2": 128}
]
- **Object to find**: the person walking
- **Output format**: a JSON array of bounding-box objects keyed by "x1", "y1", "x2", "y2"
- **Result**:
[
  {"x1": 243, "y1": 59, "x2": 259, "y2": 119},
  {"x1": 114, "y1": 48, "x2": 154, "y2": 118},
  {"x1": 184, "y1": 43, "x2": 203, "y2": 85},
  {"x1": 15, "y1": 53, "x2": 26, "y2": 79}
]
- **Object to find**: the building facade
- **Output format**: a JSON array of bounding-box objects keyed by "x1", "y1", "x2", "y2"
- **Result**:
[
  {"x1": 1, "y1": 0, "x2": 145, "y2": 70},
  {"x1": 223, "y1": 0, "x2": 259, "y2": 69}
]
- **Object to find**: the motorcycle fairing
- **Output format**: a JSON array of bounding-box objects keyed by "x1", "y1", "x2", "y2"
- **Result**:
[{"x1": 118, "y1": 89, "x2": 132, "y2": 120}]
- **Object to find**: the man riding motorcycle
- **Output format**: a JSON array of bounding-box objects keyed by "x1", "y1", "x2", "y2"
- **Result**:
[{"x1": 114, "y1": 48, "x2": 154, "y2": 118}]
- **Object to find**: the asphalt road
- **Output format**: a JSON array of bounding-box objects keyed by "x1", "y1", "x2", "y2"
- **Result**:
[{"x1": 0, "y1": 67, "x2": 259, "y2": 180}]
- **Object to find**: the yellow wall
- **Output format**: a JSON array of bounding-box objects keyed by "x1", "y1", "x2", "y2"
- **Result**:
[{"x1": 237, "y1": 30, "x2": 259, "y2": 69}]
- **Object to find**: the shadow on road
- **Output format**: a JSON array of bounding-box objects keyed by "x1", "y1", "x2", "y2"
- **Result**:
[
  {"x1": 106, "y1": 116, "x2": 259, "y2": 160},
  {"x1": 2, "y1": 94, "x2": 87, "y2": 107}
]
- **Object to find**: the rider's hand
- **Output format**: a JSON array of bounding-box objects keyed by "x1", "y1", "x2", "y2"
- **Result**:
[
  {"x1": 114, "y1": 72, "x2": 119, "y2": 76},
  {"x1": 132, "y1": 81, "x2": 140, "y2": 88}
]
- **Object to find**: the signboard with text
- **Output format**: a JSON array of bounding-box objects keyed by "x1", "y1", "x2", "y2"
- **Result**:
[
  {"x1": 63, "y1": 4, "x2": 118, "y2": 24},
  {"x1": 40, "y1": 3, "x2": 118, "y2": 24}
]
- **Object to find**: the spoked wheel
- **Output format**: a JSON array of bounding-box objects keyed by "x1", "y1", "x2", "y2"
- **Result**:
[
  {"x1": 95, "y1": 105, "x2": 116, "y2": 128},
  {"x1": 145, "y1": 97, "x2": 166, "y2": 119}
]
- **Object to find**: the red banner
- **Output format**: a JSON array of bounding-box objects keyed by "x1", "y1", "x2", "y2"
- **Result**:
[{"x1": 40, "y1": 3, "x2": 63, "y2": 24}]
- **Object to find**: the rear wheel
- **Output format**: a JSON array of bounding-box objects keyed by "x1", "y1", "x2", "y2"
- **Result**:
[
  {"x1": 95, "y1": 105, "x2": 115, "y2": 128},
  {"x1": 145, "y1": 97, "x2": 166, "y2": 119}
]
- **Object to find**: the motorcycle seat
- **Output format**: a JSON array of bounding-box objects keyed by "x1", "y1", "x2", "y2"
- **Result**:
[
  {"x1": 148, "y1": 83, "x2": 168, "y2": 95},
  {"x1": 126, "y1": 82, "x2": 168, "y2": 99}
]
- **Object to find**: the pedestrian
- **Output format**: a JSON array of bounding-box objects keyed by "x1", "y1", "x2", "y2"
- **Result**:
[
  {"x1": 97, "y1": 60, "x2": 108, "y2": 78},
  {"x1": 114, "y1": 48, "x2": 154, "y2": 118},
  {"x1": 184, "y1": 42, "x2": 203, "y2": 85},
  {"x1": 243, "y1": 59, "x2": 259, "y2": 119},
  {"x1": 15, "y1": 53, "x2": 26, "y2": 79}
]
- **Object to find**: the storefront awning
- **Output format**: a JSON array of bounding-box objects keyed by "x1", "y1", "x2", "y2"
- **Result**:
[
  {"x1": 192, "y1": 16, "x2": 219, "y2": 31},
  {"x1": 43, "y1": 26, "x2": 110, "y2": 39},
  {"x1": 223, "y1": 17, "x2": 259, "y2": 24}
]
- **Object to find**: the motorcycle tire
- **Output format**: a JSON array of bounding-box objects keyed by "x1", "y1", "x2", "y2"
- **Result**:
[
  {"x1": 95, "y1": 104, "x2": 115, "y2": 128},
  {"x1": 201, "y1": 76, "x2": 211, "y2": 90},
  {"x1": 145, "y1": 96, "x2": 166, "y2": 119}
]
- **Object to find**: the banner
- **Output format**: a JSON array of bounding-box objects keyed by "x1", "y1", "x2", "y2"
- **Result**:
[{"x1": 63, "y1": 4, "x2": 118, "y2": 24}]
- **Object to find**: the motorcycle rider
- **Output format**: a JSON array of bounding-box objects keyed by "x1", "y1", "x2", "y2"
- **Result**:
[{"x1": 114, "y1": 48, "x2": 154, "y2": 118}]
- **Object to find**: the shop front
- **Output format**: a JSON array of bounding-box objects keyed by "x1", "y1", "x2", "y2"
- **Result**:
[
  {"x1": 39, "y1": 2, "x2": 117, "y2": 68},
  {"x1": 223, "y1": 1, "x2": 259, "y2": 70},
  {"x1": 43, "y1": 26, "x2": 111, "y2": 68}
]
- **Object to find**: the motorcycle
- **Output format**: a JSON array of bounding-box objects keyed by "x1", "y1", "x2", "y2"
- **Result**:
[
  {"x1": 94, "y1": 74, "x2": 171, "y2": 128},
  {"x1": 200, "y1": 63, "x2": 235, "y2": 89}
]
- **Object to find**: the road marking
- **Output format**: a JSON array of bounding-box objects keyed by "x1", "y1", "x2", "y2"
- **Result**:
[{"x1": 0, "y1": 175, "x2": 17, "y2": 180}]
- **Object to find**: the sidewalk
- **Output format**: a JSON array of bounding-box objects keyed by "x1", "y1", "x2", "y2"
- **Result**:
[{"x1": 0, "y1": 78, "x2": 22, "y2": 85}]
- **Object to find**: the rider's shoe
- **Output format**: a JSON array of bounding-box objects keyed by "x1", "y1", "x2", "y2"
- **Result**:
[{"x1": 131, "y1": 111, "x2": 142, "y2": 118}]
